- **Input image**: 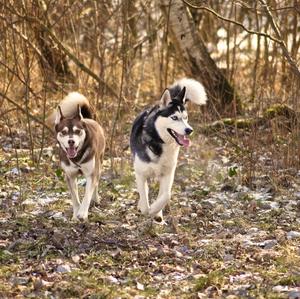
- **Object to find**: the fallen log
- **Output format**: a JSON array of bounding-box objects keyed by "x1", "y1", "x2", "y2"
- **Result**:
[{"x1": 200, "y1": 104, "x2": 299, "y2": 134}]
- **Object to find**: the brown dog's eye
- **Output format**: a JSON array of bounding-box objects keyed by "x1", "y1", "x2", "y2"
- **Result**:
[
  {"x1": 74, "y1": 129, "x2": 81, "y2": 135},
  {"x1": 61, "y1": 131, "x2": 68, "y2": 136}
]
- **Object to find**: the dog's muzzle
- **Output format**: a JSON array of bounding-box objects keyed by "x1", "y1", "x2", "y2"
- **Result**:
[
  {"x1": 167, "y1": 129, "x2": 192, "y2": 147},
  {"x1": 66, "y1": 140, "x2": 78, "y2": 158}
]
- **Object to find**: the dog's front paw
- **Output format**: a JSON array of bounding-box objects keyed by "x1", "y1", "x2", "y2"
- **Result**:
[
  {"x1": 138, "y1": 200, "x2": 150, "y2": 215},
  {"x1": 72, "y1": 215, "x2": 79, "y2": 221},
  {"x1": 153, "y1": 210, "x2": 164, "y2": 224},
  {"x1": 71, "y1": 206, "x2": 80, "y2": 221},
  {"x1": 76, "y1": 209, "x2": 89, "y2": 221}
]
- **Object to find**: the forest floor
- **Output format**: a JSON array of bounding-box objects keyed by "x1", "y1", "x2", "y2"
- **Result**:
[{"x1": 1, "y1": 126, "x2": 300, "y2": 299}]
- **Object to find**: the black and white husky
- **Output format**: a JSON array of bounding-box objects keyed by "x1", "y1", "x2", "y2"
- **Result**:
[{"x1": 130, "y1": 78, "x2": 207, "y2": 222}]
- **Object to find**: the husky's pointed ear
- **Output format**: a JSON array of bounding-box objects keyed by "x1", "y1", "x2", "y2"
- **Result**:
[
  {"x1": 75, "y1": 104, "x2": 83, "y2": 120},
  {"x1": 55, "y1": 106, "x2": 64, "y2": 125},
  {"x1": 176, "y1": 87, "x2": 187, "y2": 105},
  {"x1": 160, "y1": 89, "x2": 172, "y2": 107}
]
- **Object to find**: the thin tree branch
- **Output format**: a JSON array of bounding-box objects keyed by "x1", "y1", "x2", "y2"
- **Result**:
[
  {"x1": 3, "y1": 3, "x2": 124, "y2": 101},
  {"x1": 259, "y1": 0, "x2": 300, "y2": 79},
  {"x1": 0, "y1": 60, "x2": 42, "y2": 101},
  {"x1": 182, "y1": 0, "x2": 281, "y2": 44},
  {"x1": 0, "y1": 92, "x2": 52, "y2": 132},
  {"x1": 0, "y1": 16, "x2": 43, "y2": 59},
  {"x1": 182, "y1": 0, "x2": 300, "y2": 79}
]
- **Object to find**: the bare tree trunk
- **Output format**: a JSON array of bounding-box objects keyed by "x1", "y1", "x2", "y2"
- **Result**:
[
  {"x1": 161, "y1": 0, "x2": 239, "y2": 115},
  {"x1": 32, "y1": 0, "x2": 75, "y2": 84}
]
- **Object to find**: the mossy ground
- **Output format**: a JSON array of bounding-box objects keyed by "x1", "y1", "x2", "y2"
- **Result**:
[{"x1": 1, "y1": 133, "x2": 300, "y2": 298}]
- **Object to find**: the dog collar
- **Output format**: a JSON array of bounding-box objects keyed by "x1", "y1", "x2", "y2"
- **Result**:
[{"x1": 69, "y1": 159, "x2": 81, "y2": 169}]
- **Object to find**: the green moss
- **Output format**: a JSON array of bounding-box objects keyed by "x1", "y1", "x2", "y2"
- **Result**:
[
  {"x1": 88, "y1": 293, "x2": 111, "y2": 299},
  {"x1": 15, "y1": 216, "x2": 31, "y2": 227},
  {"x1": 57, "y1": 287, "x2": 81, "y2": 298},
  {"x1": 193, "y1": 188, "x2": 210, "y2": 199},
  {"x1": 268, "y1": 208, "x2": 284, "y2": 217},
  {"x1": 237, "y1": 193, "x2": 254, "y2": 201},
  {"x1": 89, "y1": 213, "x2": 107, "y2": 223},
  {"x1": 223, "y1": 217, "x2": 247, "y2": 229},
  {"x1": 0, "y1": 250, "x2": 18, "y2": 264},
  {"x1": 264, "y1": 104, "x2": 291, "y2": 119},
  {"x1": 222, "y1": 118, "x2": 235, "y2": 126},
  {"x1": 84, "y1": 253, "x2": 115, "y2": 268},
  {"x1": 0, "y1": 264, "x2": 20, "y2": 294},
  {"x1": 194, "y1": 275, "x2": 210, "y2": 291},
  {"x1": 202, "y1": 117, "x2": 258, "y2": 133},
  {"x1": 194, "y1": 268, "x2": 235, "y2": 292},
  {"x1": 277, "y1": 274, "x2": 300, "y2": 286}
]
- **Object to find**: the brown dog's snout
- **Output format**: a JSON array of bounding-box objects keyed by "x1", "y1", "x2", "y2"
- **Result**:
[{"x1": 68, "y1": 139, "x2": 75, "y2": 147}]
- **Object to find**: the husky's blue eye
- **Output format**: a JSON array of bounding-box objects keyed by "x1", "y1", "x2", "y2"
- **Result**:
[{"x1": 171, "y1": 116, "x2": 178, "y2": 121}]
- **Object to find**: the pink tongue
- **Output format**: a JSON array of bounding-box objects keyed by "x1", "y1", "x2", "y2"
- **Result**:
[
  {"x1": 67, "y1": 147, "x2": 77, "y2": 158},
  {"x1": 177, "y1": 135, "x2": 191, "y2": 148}
]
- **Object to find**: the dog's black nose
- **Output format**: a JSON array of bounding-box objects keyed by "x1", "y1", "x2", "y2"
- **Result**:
[
  {"x1": 185, "y1": 128, "x2": 193, "y2": 135},
  {"x1": 68, "y1": 140, "x2": 75, "y2": 146}
]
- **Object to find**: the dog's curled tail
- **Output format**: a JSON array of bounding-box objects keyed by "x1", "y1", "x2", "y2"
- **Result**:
[
  {"x1": 46, "y1": 92, "x2": 93, "y2": 129},
  {"x1": 170, "y1": 78, "x2": 207, "y2": 105}
]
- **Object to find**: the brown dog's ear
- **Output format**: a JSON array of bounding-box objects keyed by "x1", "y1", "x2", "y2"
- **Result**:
[
  {"x1": 55, "y1": 105, "x2": 64, "y2": 124},
  {"x1": 159, "y1": 89, "x2": 172, "y2": 107},
  {"x1": 74, "y1": 104, "x2": 83, "y2": 120}
]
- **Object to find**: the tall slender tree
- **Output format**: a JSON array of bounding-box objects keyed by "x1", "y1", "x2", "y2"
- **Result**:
[{"x1": 161, "y1": 0, "x2": 239, "y2": 115}]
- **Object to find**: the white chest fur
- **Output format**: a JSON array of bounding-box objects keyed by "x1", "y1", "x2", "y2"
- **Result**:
[
  {"x1": 61, "y1": 157, "x2": 95, "y2": 177},
  {"x1": 134, "y1": 143, "x2": 180, "y2": 178}
]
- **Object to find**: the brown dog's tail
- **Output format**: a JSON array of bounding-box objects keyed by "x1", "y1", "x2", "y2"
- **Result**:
[{"x1": 46, "y1": 92, "x2": 94, "y2": 130}]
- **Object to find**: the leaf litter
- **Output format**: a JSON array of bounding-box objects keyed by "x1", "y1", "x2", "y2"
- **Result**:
[{"x1": 0, "y1": 132, "x2": 300, "y2": 298}]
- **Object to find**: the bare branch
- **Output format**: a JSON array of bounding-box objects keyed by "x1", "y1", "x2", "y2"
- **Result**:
[
  {"x1": 259, "y1": 0, "x2": 300, "y2": 79},
  {"x1": 182, "y1": 0, "x2": 281, "y2": 44},
  {"x1": 3, "y1": 3, "x2": 124, "y2": 102},
  {"x1": 0, "y1": 17, "x2": 43, "y2": 59},
  {"x1": 0, "y1": 60, "x2": 43, "y2": 101},
  {"x1": 0, "y1": 92, "x2": 52, "y2": 132}
]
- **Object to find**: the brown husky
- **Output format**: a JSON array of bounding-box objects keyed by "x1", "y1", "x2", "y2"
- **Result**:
[{"x1": 48, "y1": 92, "x2": 105, "y2": 220}]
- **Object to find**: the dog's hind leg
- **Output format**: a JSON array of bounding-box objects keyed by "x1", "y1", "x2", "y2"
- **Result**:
[
  {"x1": 77, "y1": 175, "x2": 97, "y2": 220},
  {"x1": 92, "y1": 181, "x2": 99, "y2": 204},
  {"x1": 135, "y1": 173, "x2": 150, "y2": 215},
  {"x1": 65, "y1": 175, "x2": 81, "y2": 220},
  {"x1": 149, "y1": 169, "x2": 175, "y2": 222},
  {"x1": 92, "y1": 163, "x2": 102, "y2": 204}
]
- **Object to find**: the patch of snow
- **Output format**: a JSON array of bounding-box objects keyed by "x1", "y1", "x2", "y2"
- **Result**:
[
  {"x1": 23, "y1": 195, "x2": 59, "y2": 206},
  {"x1": 273, "y1": 285, "x2": 300, "y2": 292},
  {"x1": 56, "y1": 264, "x2": 71, "y2": 273},
  {"x1": 107, "y1": 275, "x2": 119, "y2": 284},
  {"x1": 287, "y1": 231, "x2": 300, "y2": 239},
  {"x1": 229, "y1": 273, "x2": 262, "y2": 283}
]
